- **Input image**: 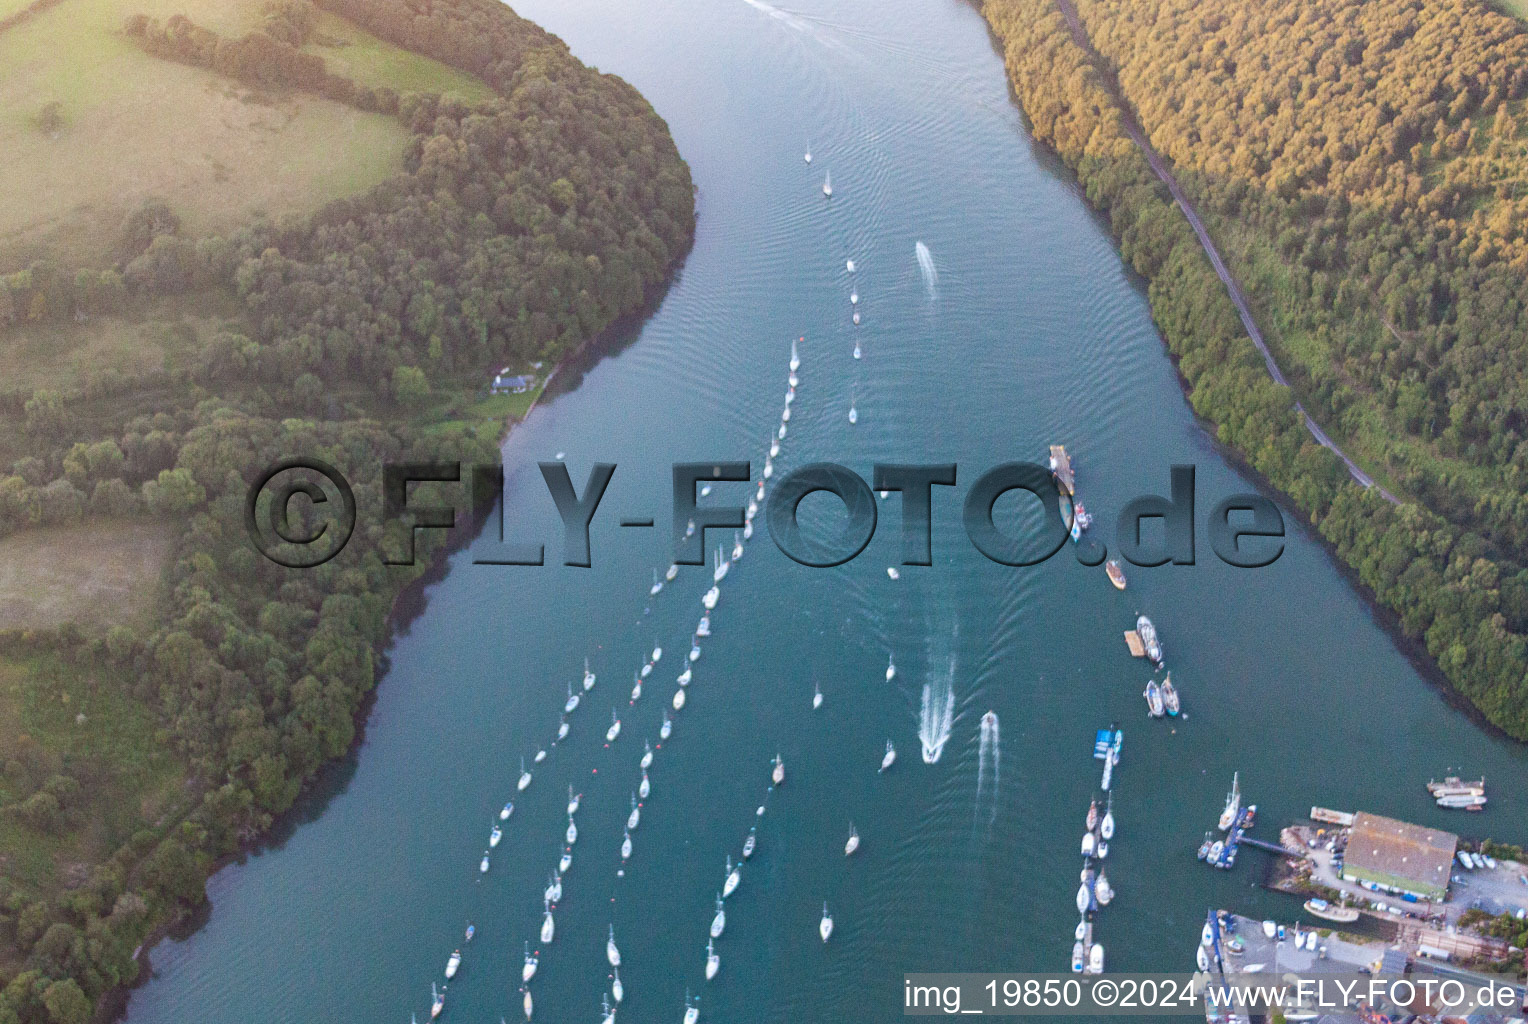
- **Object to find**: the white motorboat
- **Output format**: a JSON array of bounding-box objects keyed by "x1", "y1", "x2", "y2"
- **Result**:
[
  {"x1": 607, "y1": 924, "x2": 621, "y2": 966},
  {"x1": 640, "y1": 662, "x2": 652, "y2": 680},
  {"x1": 631, "y1": 677, "x2": 642, "y2": 701},
  {"x1": 1261, "y1": 920, "x2": 1277, "y2": 939},
  {"x1": 677, "y1": 667, "x2": 692, "y2": 687},
  {"x1": 639, "y1": 771, "x2": 650, "y2": 799},
  {"x1": 770, "y1": 438, "x2": 780, "y2": 458},
  {"x1": 689, "y1": 642, "x2": 701, "y2": 662},
  {"x1": 852, "y1": 310, "x2": 860, "y2": 324},
  {"x1": 685, "y1": 519, "x2": 695, "y2": 538},
  {"x1": 706, "y1": 937, "x2": 720, "y2": 980},
  {"x1": 1087, "y1": 943, "x2": 1104, "y2": 974},
  {"x1": 778, "y1": 423, "x2": 787, "y2": 439},
  {"x1": 819, "y1": 902, "x2": 833, "y2": 942},
  {"x1": 764, "y1": 458, "x2": 773, "y2": 479},
  {"x1": 621, "y1": 828, "x2": 632, "y2": 860},
  {"x1": 566, "y1": 816, "x2": 578, "y2": 845},
  {"x1": 480, "y1": 852, "x2": 490, "y2": 873},
  {"x1": 534, "y1": 748, "x2": 546, "y2": 764},
  {"x1": 641, "y1": 741, "x2": 654, "y2": 769},
  {"x1": 500, "y1": 801, "x2": 514, "y2": 821},
  {"x1": 710, "y1": 895, "x2": 726, "y2": 938},
  {"x1": 853, "y1": 340, "x2": 861, "y2": 359},
  {"x1": 628, "y1": 795, "x2": 641, "y2": 830},
  {"x1": 771, "y1": 754, "x2": 785, "y2": 785},
  {"x1": 845, "y1": 825, "x2": 860, "y2": 856},
  {"x1": 584, "y1": 657, "x2": 596, "y2": 690},
  {"x1": 445, "y1": 950, "x2": 461, "y2": 979},
  {"x1": 813, "y1": 682, "x2": 823, "y2": 709},
  {"x1": 652, "y1": 643, "x2": 662, "y2": 663},
  {"x1": 665, "y1": 564, "x2": 679, "y2": 582},
  {"x1": 850, "y1": 291, "x2": 858, "y2": 304},
  {"x1": 1100, "y1": 795, "x2": 1115, "y2": 840},
  {"x1": 847, "y1": 259, "x2": 855, "y2": 271},
  {"x1": 790, "y1": 338, "x2": 800, "y2": 372},
  {"x1": 1096, "y1": 840, "x2": 1109, "y2": 859},
  {"x1": 559, "y1": 850, "x2": 572, "y2": 873},
  {"x1": 541, "y1": 904, "x2": 555, "y2": 943},
  {"x1": 673, "y1": 687, "x2": 687, "y2": 710},
  {"x1": 701, "y1": 483, "x2": 711, "y2": 497},
  {"x1": 568, "y1": 786, "x2": 581, "y2": 816},
  {"x1": 848, "y1": 402, "x2": 857, "y2": 424},
  {"x1": 650, "y1": 569, "x2": 663, "y2": 596},
  {"x1": 805, "y1": 149, "x2": 812, "y2": 163},
  {"x1": 789, "y1": 372, "x2": 798, "y2": 388},
  {"x1": 1095, "y1": 871, "x2": 1113, "y2": 906},
  {"x1": 612, "y1": 967, "x2": 623, "y2": 1004},
  {"x1": 723, "y1": 856, "x2": 740, "y2": 897},
  {"x1": 696, "y1": 615, "x2": 711, "y2": 637},
  {"x1": 660, "y1": 711, "x2": 672, "y2": 740},
  {"x1": 1201, "y1": 922, "x2": 1214, "y2": 947},
  {"x1": 887, "y1": 566, "x2": 900, "y2": 579},
  {"x1": 1071, "y1": 941, "x2": 1085, "y2": 972},
  {"x1": 742, "y1": 828, "x2": 756, "y2": 859},
  {"x1": 781, "y1": 405, "x2": 791, "y2": 422},
  {"x1": 490, "y1": 825, "x2": 502, "y2": 848},
  {"x1": 557, "y1": 717, "x2": 569, "y2": 741},
  {"x1": 885, "y1": 655, "x2": 896, "y2": 681},
  {"x1": 732, "y1": 533, "x2": 744, "y2": 560},
  {"x1": 1081, "y1": 832, "x2": 1096, "y2": 857},
  {"x1": 565, "y1": 686, "x2": 580, "y2": 714},
  {"x1": 747, "y1": 498, "x2": 758, "y2": 517},
  {"x1": 523, "y1": 942, "x2": 537, "y2": 982},
  {"x1": 702, "y1": 586, "x2": 719, "y2": 610},
  {"x1": 607, "y1": 711, "x2": 621, "y2": 742},
  {"x1": 879, "y1": 740, "x2": 896, "y2": 772}
]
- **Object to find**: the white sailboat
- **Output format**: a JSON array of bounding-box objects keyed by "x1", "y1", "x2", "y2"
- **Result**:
[
  {"x1": 710, "y1": 895, "x2": 726, "y2": 938},
  {"x1": 819, "y1": 902, "x2": 834, "y2": 942},
  {"x1": 612, "y1": 967, "x2": 623, "y2": 1004},
  {"x1": 652, "y1": 642, "x2": 662, "y2": 662},
  {"x1": 568, "y1": 786, "x2": 581, "y2": 816},
  {"x1": 723, "y1": 856, "x2": 740, "y2": 898},
  {"x1": 533, "y1": 748, "x2": 546, "y2": 764},
  {"x1": 641, "y1": 741, "x2": 653, "y2": 769},
  {"x1": 790, "y1": 338, "x2": 800, "y2": 372},
  {"x1": 885, "y1": 655, "x2": 896, "y2": 681},
  {"x1": 1100, "y1": 794, "x2": 1115, "y2": 840},
  {"x1": 673, "y1": 687, "x2": 686, "y2": 710},
  {"x1": 565, "y1": 685, "x2": 580, "y2": 714},
  {"x1": 845, "y1": 824, "x2": 860, "y2": 855},
  {"x1": 627, "y1": 795, "x2": 641, "y2": 830},
  {"x1": 852, "y1": 310, "x2": 860, "y2": 325},
  {"x1": 689, "y1": 642, "x2": 700, "y2": 663},
  {"x1": 489, "y1": 825, "x2": 502, "y2": 848},
  {"x1": 541, "y1": 902, "x2": 555, "y2": 943},
  {"x1": 742, "y1": 827, "x2": 756, "y2": 859},
  {"x1": 480, "y1": 852, "x2": 490, "y2": 873},
  {"x1": 639, "y1": 771, "x2": 650, "y2": 799},
  {"x1": 664, "y1": 563, "x2": 679, "y2": 582},
  {"x1": 683, "y1": 991, "x2": 699, "y2": 1024},
  {"x1": 660, "y1": 710, "x2": 673, "y2": 739},
  {"x1": 879, "y1": 740, "x2": 896, "y2": 772},
  {"x1": 607, "y1": 924, "x2": 621, "y2": 966},
  {"x1": 650, "y1": 569, "x2": 663, "y2": 596},
  {"x1": 822, "y1": 171, "x2": 832, "y2": 197},
  {"x1": 732, "y1": 533, "x2": 743, "y2": 560},
  {"x1": 621, "y1": 828, "x2": 632, "y2": 861},
  {"x1": 771, "y1": 754, "x2": 785, "y2": 785},
  {"x1": 848, "y1": 397, "x2": 857, "y2": 424},
  {"x1": 850, "y1": 291, "x2": 858, "y2": 304},
  {"x1": 705, "y1": 937, "x2": 720, "y2": 980},
  {"x1": 559, "y1": 849, "x2": 572, "y2": 873},
  {"x1": 606, "y1": 710, "x2": 621, "y2": 742},
  {"x1": 522, "y1": 942, "x2": 538, "y2": 983},
  {"x1": 853, "y1": 340, "x2": 861, "y2": 359},
  {"x1": 602, "y1": 995, "x2": 615, "y2": 1024},
  {"x1": 813, "y1": 681, "x2": 823, "y2": 709},
  {"x1": 557, "y1": 716, "x2": 569, "y2": 741},
  {"x1": 631, "y1": 674, "x2": 642, "y2": 701},
  {"x1": 566, "y1": 816, "x2": 578, "y2": 845},
  {"x1": 430, "y1": 984, "x2": 445, "y2": 1020},
  {"x1": 584, "y1": 657, "x2": 596, "y2": 690}
]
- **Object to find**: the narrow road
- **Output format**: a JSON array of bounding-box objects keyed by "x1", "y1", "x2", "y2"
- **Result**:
[{"x1": 1052, "y1": 0, "x2": 1400, "y2": 505}]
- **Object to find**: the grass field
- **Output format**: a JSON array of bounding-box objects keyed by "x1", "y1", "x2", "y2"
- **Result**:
[
  {"x1": 0, "y1": 654, "x2": 185, "y2": 897},
  {"x1": 306, "y1": 9, "x2": 496, "y2": 103},
  {"x1": 0, "y1": 518, "x2": 173, "y2": 631},
  {"x1": 0, "y1": 0, "x2": 428, "y2": 270}
]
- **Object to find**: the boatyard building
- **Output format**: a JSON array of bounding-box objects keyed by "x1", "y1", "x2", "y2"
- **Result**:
[{"x1": 1339, "y1": 812, "x2": 1456, "y2": 901}]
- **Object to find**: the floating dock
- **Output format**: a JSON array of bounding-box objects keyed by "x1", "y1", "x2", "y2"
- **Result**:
[
  {"x1": 1049, "y1": 445, "x2": 1075, "y2": 496},
  {"x1": 1124, "y1": 631, "x2": 1146, "y2": 658},
  {"x1": 1310, "y1": 806, "x2": 1354, "y2": 826}
]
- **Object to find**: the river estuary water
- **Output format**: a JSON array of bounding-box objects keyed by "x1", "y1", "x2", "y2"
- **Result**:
[{"x1": 124, "y1": 0, "x2": 1528, "y2": 1021}]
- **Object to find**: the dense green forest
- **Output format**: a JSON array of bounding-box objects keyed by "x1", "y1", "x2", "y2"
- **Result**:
[
  {"x1": 0, "y1": 0, "x2": 693, "y2": 1019},
  {"x1": 980, "y1": 0, "x2": 1528, "y2": 738}
]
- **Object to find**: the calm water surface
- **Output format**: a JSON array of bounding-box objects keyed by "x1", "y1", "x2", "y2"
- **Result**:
[{"x1": 126, "y1": 0, "x2": 1527, "y2": 1020}]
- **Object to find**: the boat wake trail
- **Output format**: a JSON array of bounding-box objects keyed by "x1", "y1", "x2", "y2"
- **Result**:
[
  {"x1": 915, "y1": 241, "x2": 937, "y2": 299},
  {"x1": 919, "y1": 655, "x2": 956, "y2": 763},
  {"x1": 975, "y1": 712, "x2": 999, "y2": 824},
  {"x1": 739, "y1": 0, "x2": 815, "y2": 37}
]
